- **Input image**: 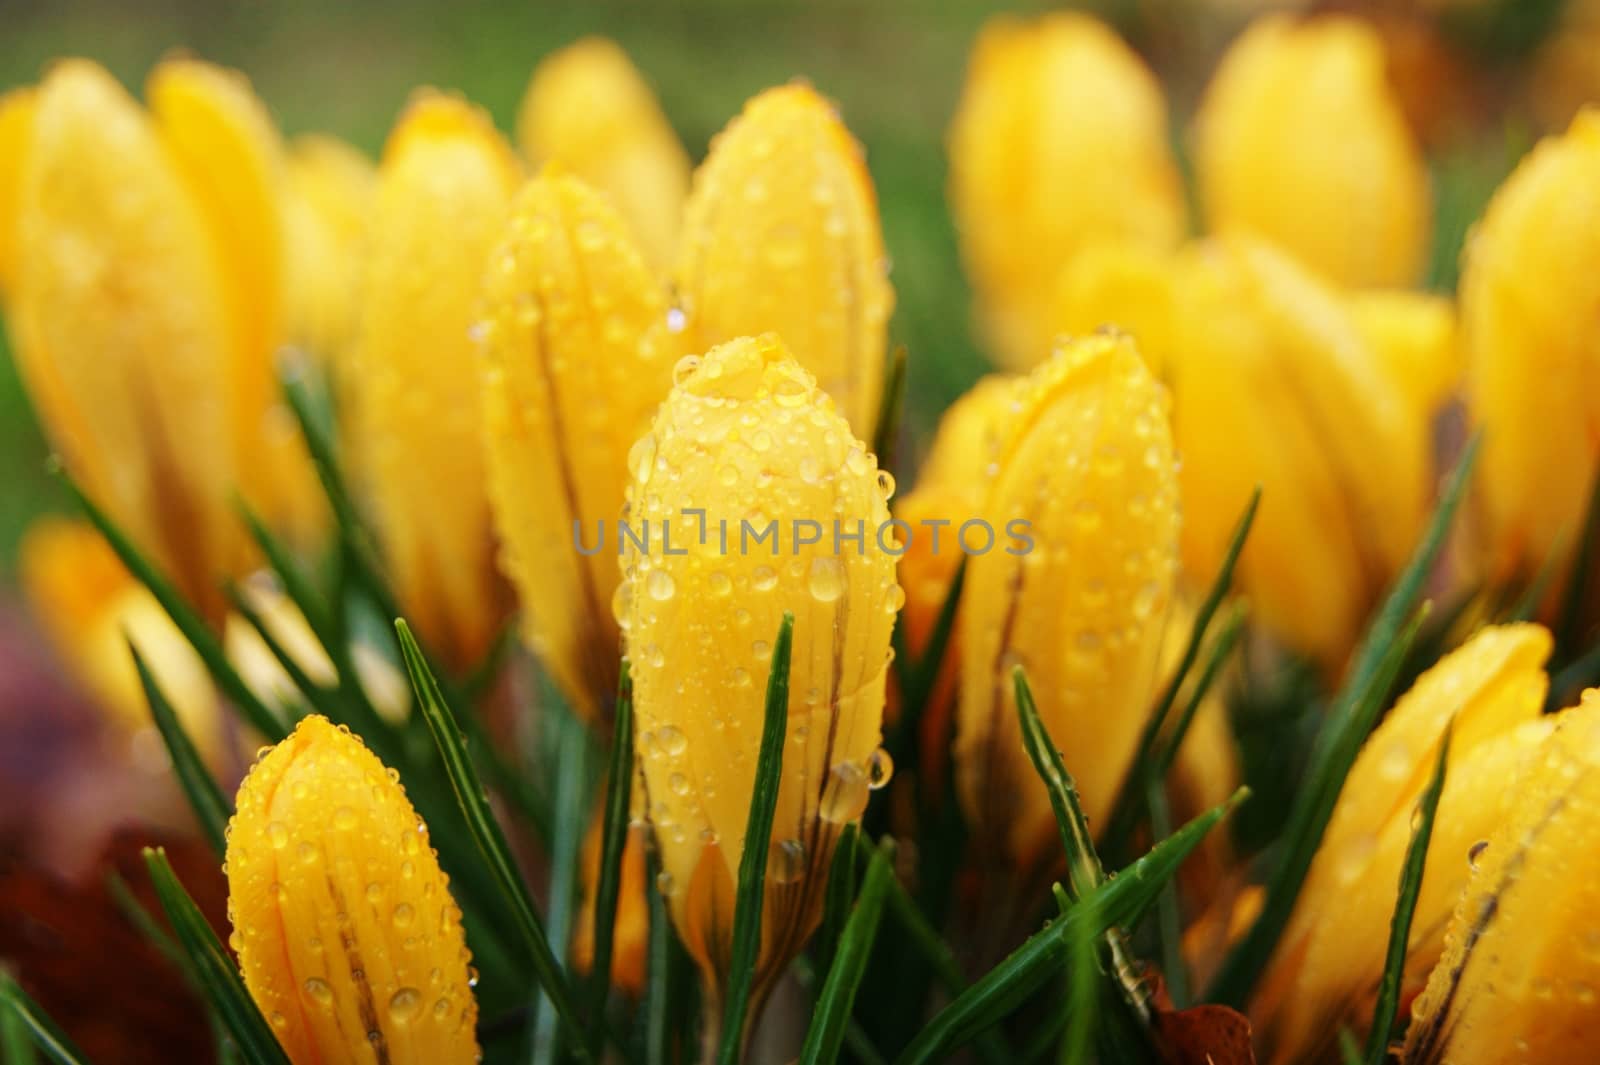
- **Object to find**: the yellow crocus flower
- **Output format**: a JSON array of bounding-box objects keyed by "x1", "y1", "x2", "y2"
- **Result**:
[
  {"x1": 515, "y1": 37, "x2": 690, "y2": 271},
  {"x1": 1168, "y1": 236, "x2": 1429, "y2": 669},
  {"x1": 947, "y1": 12, "x2": 1185, "y2": 371},
  {"x1": 8, "y1": 58, "x2": 323, "y2": 617},
  {"x1": 1194, "y1": 14, "x2": 1431, "y2": 288},
  {"x1": 226, "y1": 715, "x2": 479, "y2": 1064},
  {"x1": 0, "y1": 86, "x2": 35, "y2": 292},
  {"x1": 620, "y1": 333, "x2": 899, "y2": 1012},
  {"x1": 1348, "y1": 289, "x2": 1459, "y2": 419},
  {"x1": 479, "y1": 170, "x2": 679, "y2": 719},
  {"x1": 282, "y1": 134, "x2": 374, "y2": 365},
  {"x1": 351, "y1": 92, "x2": 520, "y2": 669},
  {"x1": 1403, "y1": 688, "x2": 1600, "y2": 1065},
  {"x1": 1461, "y1": 107, "x2": 1600, "y2": 586},
  {"x1": 673, "y1": 84, "x2": 894, "y2": 440},
  {"x1": 1253, "y1": 623, "x2": 1552, "y2": 1064},
  {"x1": 19, "y1": 517, "x2": 220, "y2": 761},
  {"x1": 954, "y1": 333, "x2": 1180, "y2": 873},
  {"x1": 1048, "y1": 241, "x2": 1180, "y2": 379}
]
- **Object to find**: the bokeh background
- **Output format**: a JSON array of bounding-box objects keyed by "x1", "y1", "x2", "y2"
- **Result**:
[{"x1": 3, "y1": 0, "x2": 1588, "y2": 581}]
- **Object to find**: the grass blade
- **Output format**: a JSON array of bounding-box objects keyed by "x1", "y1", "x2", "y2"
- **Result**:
[
  {"x1": 1362, "y1": 724, "x2": 1452, "y2": 1064},
  {"x1": 57, "y1": 471, "x2": 287, "y2": 742},
  {"x1": 531, "y1": 705, "x2": 591, "y2": 1065},
  {"x1": 1102, "y1": 487, "x2": 1259, "y2": 857},
  {"x1": 644, "y1": 852, "x2": 696, "y2": 1065},
  {"x1": 1145, "y1": 780, "x2": 1188, "y2": 1009},
  {"x1": 142, "y1": 848, "x2": 290, "y2": 1065},
  {"x1": 888, "y1": 555, "x2": 966, "y2": 768},
  {"x1": 0, "y1": 973, "x2": 86, "y2": 1065},
  {"x1": 394, "y1": 620, "x2": 597, "y2": 1064},
  {"x1": 1209, "y1": 436, "x2": 1478, "y2": 1007},
  {"x1": 715, "y1": 612, "x2": 794, "y2": 1065},
  {"x1": 130, "y1": 642, "x2": 231, "y2": 854},
  {"x1": 798, "y1": 839, "x2": 896, "y2": 1065},
  {"x1": 585, "y1": 662, "x2": 635, "y2": 1058},
  {"x1": 893, "y1": 788, "x2": 1249, "y2": 1065},
  {"x1": 872, "y1": 344, "x2": 909, "y2": 477},
  {"x1": 816, "y1": 822, "x2": 860, "y2": 978},
  {"x1": 1151, "y1": 603, "x2": 1247, "y2": 783}
]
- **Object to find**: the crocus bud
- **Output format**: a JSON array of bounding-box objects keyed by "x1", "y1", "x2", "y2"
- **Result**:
[
  {"x1": 479, "y1": 170, "x2": 678, "y2": 718},
  {"x1": 674, "y1": 85, "x2": 894, "y2": 439},
  {"x1": 947, "y1": 12, "x2": 1185, "y2": 370},
  {"x1": 1403, "y1": 688, "x2": 1600, "y2": 1065},
  {"x1": 19, "y1": 517, "x2": 219, "y2": 760},
  {"x1": 13, "y1": 59, "x2": 241, "y2": 618},
  {"x1": 1461, "y1": 108, "x2": 1600, "y2": 585},
  {"x1": 620, "y1": 333, "x2": 900, "y2": 1006},
  {"x1": 1254, "y1": 623, "x2": 1552, "y2": 1064},
  {"x1": 0, "y1": 86, "x2": 35, "y2": 292},
  {"x1": 1348, "y1": 289, "x2": 1459, "y2": 418},
  {"x1": 1168, "y1": 237, "x2": 1429, "y2": 669},
  {"x1": 1194, "y1": 14, "x2": 1431, "y2": 288},
  {"x1": 351, "y1": 92, "x2": 520, "y2": 668},
  {"x1": 516, "y1": 37, "x2": 690, "y2": 271},
  {"x1": 282, "y1": 134, "x2": 374, "y2": 364},
  {"x1": 954, "y1": 333, "x2": 1180, "y2": 873},
  {"x1": 227, "y1": 715, "x2": 479, "y2": 1063},
  {"x1": 1048, "y1": 241, "x2": 1180, "y2": 377}
]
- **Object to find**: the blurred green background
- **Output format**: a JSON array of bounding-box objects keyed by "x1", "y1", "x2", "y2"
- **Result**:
[{"x1": 0, "y1": 0, "x2": 1552, "y2": 580}]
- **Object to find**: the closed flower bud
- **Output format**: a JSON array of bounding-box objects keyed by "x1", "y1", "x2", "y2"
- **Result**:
[
  {"x1": 13, "y1": 59, "x2": 242, "y2": 618},
  {"x1": 1348, "y1": 289, "x2": 1459, "y2": 418},
  {"x1": 227, "y1": 715, "x2": 479, "y2": 1063},
  {"x1": 480, "y1": 170, "x2": 678, "y2": 718},
  {"x1": 1461, "y1": 108, "x2": 1600, "y2": 585},
  {"x1": 1254, "y1": 623, "x2": 1552, "y2": 1063},
  {"x1": 620, "y1": 334, "x2": 899, "y2": 1005},
  {"x1": 1404, "y1": 687, "x2": 1600, "y2": 1065},
  {"x1": 0, "y1": 86, "x2": 35, "y2": 292},
  {"x1": 19, "y1": 517, "x2": 219, "y2": 760},
  {"x1": 282, "y1": 134, "x2": 374, "y2": 364},
  {"x1": 516, "y1": 38, "x2": 690, "y2": 271},
  {"x1": 674, "y1": 85, "x2": 894, "y2": 439},
  {"x1": 1169, "y1": 237, "x2": 1429, "y2": 668},
  {"x1": 351, "y1": 92, "x2": 520, "y2": 668},
  {"x1": 1194, "y1": 14, "x2": 1431, "y2": 288},
  {"x1": 954, "y1": 333, "x2": 1180, "y2": 872},
  {"x1": 948, "y1": 13, "x2": 1185, "y2": 370}
]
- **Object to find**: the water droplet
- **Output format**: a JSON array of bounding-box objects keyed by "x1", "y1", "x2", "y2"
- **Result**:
[
  {"x1": 876, "y1": 470, "x2": 896, "y2": 499},
  {"x1": 389, "y1": 987, "x2": 421, "y2": 1023},
  {"x1": 867, "y1": 747, "x2": 894, "y2": 790},
  {"x1": 669, "y1": 772, "x2": 690, "y2": 796},
  {"x1": 304, "y1": 978, "x2": 333, "y2": 1007},
  {"x1": 333, "y1": 807, "x2": 357, "y2": 831},
  {"x1": 656, "y1": 870, "x2": 676, "y2": 897},
  {"x1": 658, "y1": 726, "x2": 688, "y2": 756},
  {"x1": 768, "y1": 838, "x2": 806, "y2": 884},
  {"x1": 629, "y1": 434, "x2": 658, "y2": 485},
  {"x1": 267, "y1": 822, "x2": 289, "y2": 849},
  {"x1": 673, "y1": 355, "x2": 701, "y2": 386},
  {"x1": 821, "y1": 762, "x2": 870, "y2": 823},
  {"x1": 666, "y1": 306, "x2": 687, "y2": 334},
  {"x1": 709, "y1": 571, "x2": 733, "y2": 597},
  {"x1": 1467, "y1": 840, "x2": 1489, "y2": 870},
  {"x1": 393, "y1": 903, "x2": 415, "y2": 929},
  {"x1": 808, "y1": 557, "x2": 847, "y2": 603},
  {"x1": 611, "y1": 582, "x2": 633, "y2": 626},
  {"x1": 752, "y1": 566, "x2": 778, "y2": 592},
  {"x1": 647, "y1": 569, "x2": 676, "y2": 602}
]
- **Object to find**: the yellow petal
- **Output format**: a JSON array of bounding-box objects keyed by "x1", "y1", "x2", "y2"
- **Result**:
[
  {"x1": 955, "y1": 333, "x2": 1179, "y2": 870},
  {"x1": 16, "y1": 59, "x2": 237, "y2": 618},
  {"x1": 621, "y1": 334, "x2": 899, "y2": 999},
  {"x1": 19, "y1": 517, "x2": 220, "y2": 757},
  {"x1": 1462, "y1": 107, "x2": 1600, "y2": 584},
  {"x1": 1048, "y1": 241, "x2": 1179, "y2": 379},
  {"x1": 1404, "y1": 690, "x2": 1600, "y2": 1065},
  {"x1": 0, "y1": 86, "x2": 37, "y2": 294},
  {"x1": 1194, "y1": 14, "x2": 1431, "y2": 287},
  {"x1": 1169, "y1": 237, "x2": 1429, "y2": 668},
  {"x1": 282, "y1": 133, "x2": 374, "y2": 364},
  {"x1": 227, "y1": 715, "x2": 480, "y2": 1064},
  {"x1": 1349, "y1": 288, "x2": 1459, "y2": 417},
  {"x1": 948, "y1": 12, "x2": 1185, "y2": 370},
  {"x1": 516, "y1": 37, "x2": 690, "y2": 271},
  {"x1": 479, "y1": 169, "x2": 679, "y2": 718},
  {"x1": 224, "y1": 577, "x2": 339, "y2": 714},
  {"x1": 1255, "y1": 623, "x2": 1553, "y2": 1062},
  {"x1": 674, "y1": 84, "x2": 893, "y2": 439},
  {"x1": 351, "y1": 91, "x2": 520, "y2": 668}
]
